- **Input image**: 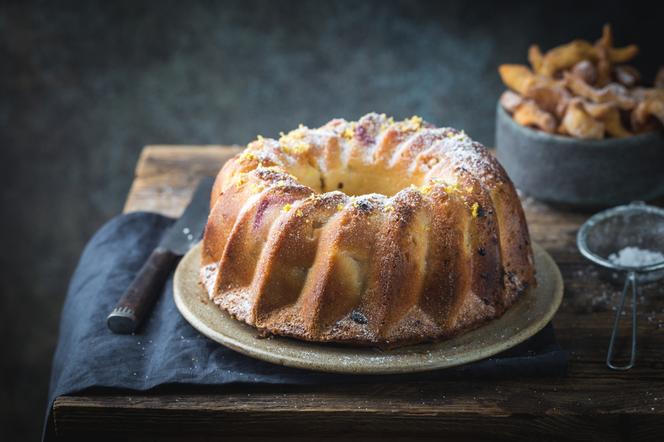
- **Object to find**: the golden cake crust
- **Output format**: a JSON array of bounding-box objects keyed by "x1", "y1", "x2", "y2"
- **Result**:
[{"x1": 201, "y1": 113, "x2": 536, "y2": 348}]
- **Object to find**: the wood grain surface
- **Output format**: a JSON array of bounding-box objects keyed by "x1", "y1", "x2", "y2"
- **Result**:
[{"x1": 53, "y1": 146, "x2": 664, "y2": 441}]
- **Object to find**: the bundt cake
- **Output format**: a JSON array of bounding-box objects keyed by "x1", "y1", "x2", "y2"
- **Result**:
[{"x1": 200, "y1": 113, "x2": 535, "y2": 348}]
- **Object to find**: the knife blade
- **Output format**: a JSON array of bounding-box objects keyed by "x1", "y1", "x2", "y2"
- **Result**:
[{"x1": 107, "y1": 176, "x2": 214, "y2": 334}]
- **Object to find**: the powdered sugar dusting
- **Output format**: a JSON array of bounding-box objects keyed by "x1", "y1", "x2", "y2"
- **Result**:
[
  {"x1": 246, "y1": 114, "x2": 503, "y2": 191},
  {"x1": 200, "y1": 263, "x2": 218, "y2": 299},
  {"x1": 608, "y1": 247, "x2": 664, "y2": 268},
  {"x1": 436, "y1": 133, "x2": 502, "y2": 181}
]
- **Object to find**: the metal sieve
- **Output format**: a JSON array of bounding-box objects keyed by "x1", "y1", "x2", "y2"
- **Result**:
[{"x1": 577, "y1": 201, "x2": 664, "y2": 370}]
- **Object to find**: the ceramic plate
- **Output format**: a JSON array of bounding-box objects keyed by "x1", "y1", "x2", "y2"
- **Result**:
[{"x1": 174, "y1": 242, "x2": 563, "y2": 374}]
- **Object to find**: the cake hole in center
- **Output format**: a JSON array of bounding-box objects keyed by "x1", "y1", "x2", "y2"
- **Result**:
[{"x1": 288, "y1": 164, "x2": 421, "y2": 197}]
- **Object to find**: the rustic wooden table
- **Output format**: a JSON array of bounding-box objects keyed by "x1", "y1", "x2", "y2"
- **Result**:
[{"x1": 52, "y1": 146, "x2": 664, "y2": 441}]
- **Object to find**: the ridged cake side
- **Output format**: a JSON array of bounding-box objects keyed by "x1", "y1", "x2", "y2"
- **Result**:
[{"x1": 201, "y1": 113, "x2": 535, "y2": 348}]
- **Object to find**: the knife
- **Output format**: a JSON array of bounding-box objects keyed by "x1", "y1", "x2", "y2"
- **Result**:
[{"x1": 107, "y1": 177, "x2": 214, "y2": 334}]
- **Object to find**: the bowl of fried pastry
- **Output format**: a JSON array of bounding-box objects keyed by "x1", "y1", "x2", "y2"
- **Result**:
[{"x1": 496, "y1": 25, "x2": 664, "y2": 207}]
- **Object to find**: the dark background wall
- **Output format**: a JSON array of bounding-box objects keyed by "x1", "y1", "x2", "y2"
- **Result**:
[{"x1": 1, "y1": 0, "x2": 661, "y2": 439}]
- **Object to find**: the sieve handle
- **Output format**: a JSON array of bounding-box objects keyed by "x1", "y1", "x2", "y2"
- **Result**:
[{"x1": 606, "y1": 271, "x2": 637, "y2": 370}]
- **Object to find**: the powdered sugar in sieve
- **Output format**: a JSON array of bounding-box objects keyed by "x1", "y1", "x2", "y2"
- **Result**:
[{"x1": 577, "y1": 201, "x2": 664, "y2": 370}]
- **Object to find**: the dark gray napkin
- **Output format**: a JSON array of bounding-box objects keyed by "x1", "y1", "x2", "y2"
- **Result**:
[{"x1": 45, "y1": 212, "x2": 568, "y2": 439}]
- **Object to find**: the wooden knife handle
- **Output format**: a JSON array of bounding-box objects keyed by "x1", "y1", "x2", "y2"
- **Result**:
[{"x1": 107, "y1": 247, "x2": 179, "y2": 334}]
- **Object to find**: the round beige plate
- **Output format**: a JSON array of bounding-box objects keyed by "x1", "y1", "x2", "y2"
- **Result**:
[{"x1": 174, "y1": 242, "x2": 563, "y2": 375}]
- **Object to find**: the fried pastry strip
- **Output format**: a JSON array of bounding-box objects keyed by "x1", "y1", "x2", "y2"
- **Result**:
[
  {"x1": 559, "y1": 100, "x2": 605, "y2": 139},
  {"x1": 498, "y1": 64, "x2": 537, "y2": 95},
  {"x1": 513, "y1": 100, "x2": 557, "y2": 133},
  {"x1": 564, "y1": 72, "x2": 636, "y2": 110},
  {"x1": 499, "y1": 90, "x2": 524, "y2": 113}
]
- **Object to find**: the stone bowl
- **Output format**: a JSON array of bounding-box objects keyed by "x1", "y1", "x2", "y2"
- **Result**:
[{"x1": 495, "y1": 103, "x2": 664, "y2": 208}]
